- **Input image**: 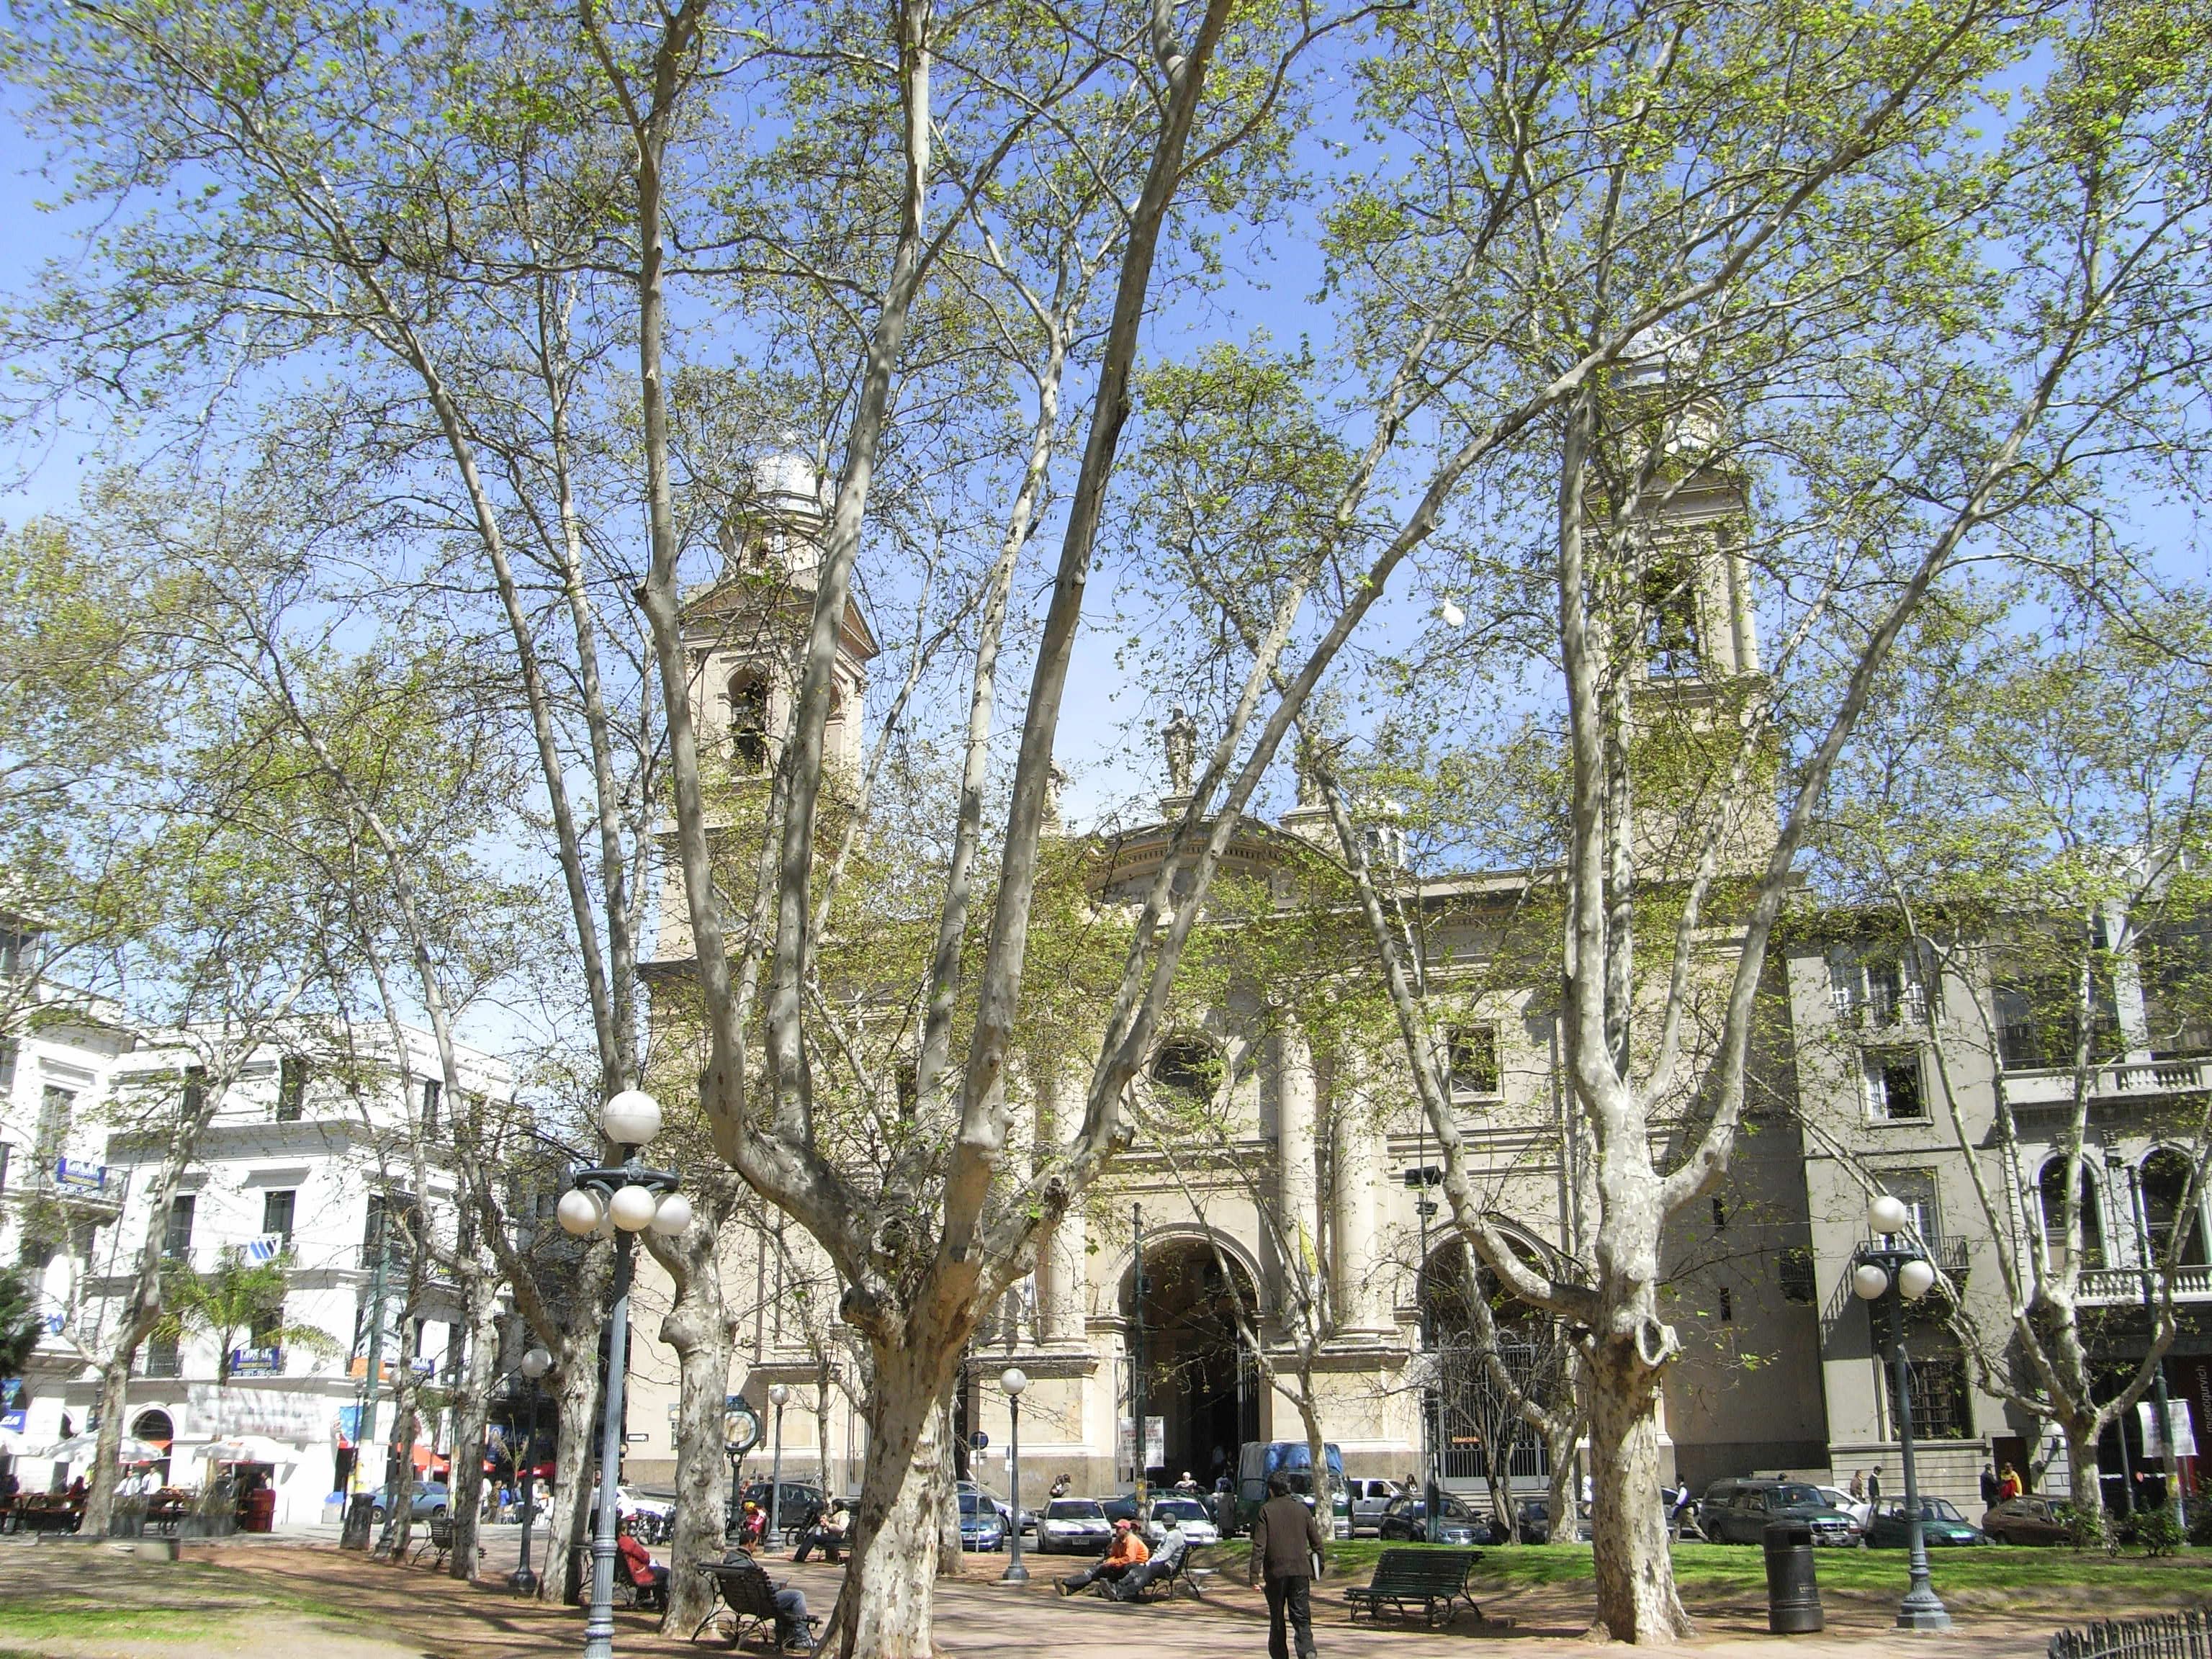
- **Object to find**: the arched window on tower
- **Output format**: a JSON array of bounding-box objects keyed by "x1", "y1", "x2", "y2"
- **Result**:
[
  {"x1": 2037, "y1": 1156, "x2": 2105, "y2": 1268},
  {"x1": 728, "y1": 671, "x2": 769, "y2": 772},
  {"x1": 1642, "y1": 558, "x2": 1701, "y2": 677}
]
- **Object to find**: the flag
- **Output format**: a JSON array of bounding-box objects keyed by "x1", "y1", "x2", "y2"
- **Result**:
[{"x1": 243, "y1": 1235, "x2": 283, "y2": 1264}]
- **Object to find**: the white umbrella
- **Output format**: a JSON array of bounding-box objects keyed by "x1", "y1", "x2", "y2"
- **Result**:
[{"x1": 42, "y1": 1433, "x2": 170, "y2": 1464}]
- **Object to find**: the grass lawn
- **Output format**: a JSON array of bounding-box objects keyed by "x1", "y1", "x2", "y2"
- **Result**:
[{"x1": 1194, "y1": 1536, "x2": 2207, "y2": 1605}]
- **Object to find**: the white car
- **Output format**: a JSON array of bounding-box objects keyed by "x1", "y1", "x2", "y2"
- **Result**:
[
  {"x1": 1817, "y1": 1485, "x2": 1871, "y2": 1530},
  {"x1": 1036, "y1": 1496, "x2": 1113, "y2": 1554},
  {"x1": 1142, "y1": 1495, "x2": 1220, "y2": 1547}
]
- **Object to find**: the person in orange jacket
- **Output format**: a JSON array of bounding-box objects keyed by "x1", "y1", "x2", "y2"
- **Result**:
[{"x1": 1058, "y1": 1516, "x2": 1149, "y2": 1596}]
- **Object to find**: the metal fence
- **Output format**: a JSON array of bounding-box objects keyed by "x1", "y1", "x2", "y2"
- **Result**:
[{"x1": 2049, "y1": 1611, "x2": 2207, "y2": 1659}]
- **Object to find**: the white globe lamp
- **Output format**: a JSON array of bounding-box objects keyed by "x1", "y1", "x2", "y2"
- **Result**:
[
  {"x1": 1897, "y1": 1257, "x2": 1937, "y2": 1300},
  {"x1": 521, "y1": 1346, "x2": 553, "y2": 1381},
  {"x1": 1869, "y1": 1194, "x2": 1910, "y2": 1236},
  {"x1": 1002, "y1": 1367, "x2": 1028, "y2": 1398},
  {"x1": 557, "y1": 1188, "x2": 606, "y2": 1237},
  {"x1": 1853, "y1": 1262, "x2": 1891, "y2": 1300},
  {"x1": 648, "y1": 1192, "x2": 693, "y2": 1237},
  {"x1": 608, "y1": 1184, "x2": 659, "y2": 1231},
  {"x1": 768, "y1": 1382, "x2": 791, "y2": 1408},
  {"x1": 601, "y1": 1089, "x2": 662, "y2": 1149}
]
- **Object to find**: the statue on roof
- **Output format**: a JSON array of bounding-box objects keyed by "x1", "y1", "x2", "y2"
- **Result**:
[{"x1": 1163, "y1": 706, "x2": 1196, "y2": 796}]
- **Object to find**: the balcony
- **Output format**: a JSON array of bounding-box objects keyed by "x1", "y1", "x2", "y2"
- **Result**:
[
  {"x1": 2073, "y1": 1264, "x2": 2212, "y2": 1308},
  {"x1": 2001, "y1": 1058, "x2": 2212, "y2": 1109}
]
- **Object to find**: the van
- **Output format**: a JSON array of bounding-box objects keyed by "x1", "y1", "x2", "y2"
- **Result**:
[
  {"x1": 1342, "y1": 1478, "x2": 1404, "y2": 1535},
  {"x1": 1233, "y1": 1441, "x2": 1352, "y2": 1537}
]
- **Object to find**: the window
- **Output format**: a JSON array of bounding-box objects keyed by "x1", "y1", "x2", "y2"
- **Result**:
[
  {"x1": 1830, "y1": 947, "x2": 1926, "y2": 1028},
  {"x1": 162, "y1": 1194, "x2": 195, "y2": 1259},
  {"x1": 1777, "y1": 1248, "x2": 1817, "y2": 1304},
  {"x1": 248, "y1": 1301, "x2": 283, "y2": 1349},
  {"x1": 728, "y1": 672, "x2": 769, "y2": 772},
  {"x1": 35, "y1": 1084, "x2": 74, "y2": 1164},
  {"x1": 1875, "y1": 1169, "x2": 1941, "y2": 1244},
  {"x1": 0, "y1": 1039, "x2": 17, "y2": 1092},
  {"x1": 2036, "y1": 1159, "x2": 2103, "y2": 1267},
  {"x1": 1711, "y1": 1196, "x2": 1727, "y2": 1231},
  {"x1": 1887, "y1": 1340, "x2": 1972, "y2": 1439},
  {"x1": 1151, "y1": 1038, "x2": 1218, "y2": 1101},
  {"x1": 1865, "y1": 1048, "x2": 1926, "y2": 1120},
  {"x1": 421, "y1": 1078, "x2": 441, "y2": 1136},
  {"x1": 1994, "y1": 966, "x2": 2120, "y2": 1071},
  {"x1": 262, "y1": 1190, "x2": 297, "y2": 1241},
  {"x1": 1446, "y1": 1025, "x2": 1499, "y2": 1094},
  {"x1": 144, "y1": 1334, "x2": 181, "y2": 1378},
  {"x1": 182, "y1": 1064, "x2": 207, "y2": 1118},
  {"x1": 2141, "y1": 1148, "x2": 2208, "y2": 1268},
  {"x1": 1717, "y1": 1285, "x2": 1734, "y2": 1323},
  {"x1": 276, "y1": 1056, "x2": 307, "y2": 1123},
  {"x1": 0, "y1": 925, "x2": 27, "y2": 977},
  {"x1": 1642, "y1": 561, "x2": 1701, "y2": 676}
]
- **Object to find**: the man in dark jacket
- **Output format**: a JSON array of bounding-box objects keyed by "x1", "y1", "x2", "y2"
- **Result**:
[{"x1": 1249, "y1": 1475, "x2": 1328, "y2": 1659}]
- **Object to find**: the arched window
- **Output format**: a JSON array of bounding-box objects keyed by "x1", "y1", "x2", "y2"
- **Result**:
[
  {"x1": 2037, "y1": 1158, "x2": 2105, "y2": 1267},
  {"x1": 727, "y1": 672, "x2": 768, "y2": 771},
  {"x1": 2140, "y1": 1148, "x2": 2208, "y2": 1267},
  {"x1": 1151, "y1": 1037, "x2": 1219, "y2": 1101}
]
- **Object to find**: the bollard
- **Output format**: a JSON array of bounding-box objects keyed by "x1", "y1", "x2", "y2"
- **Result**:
[{"x1": 1763, "y1": 1519, "x2": 1823, "y2": 1634}]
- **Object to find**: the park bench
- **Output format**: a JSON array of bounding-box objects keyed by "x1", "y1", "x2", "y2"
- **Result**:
[
  {"x1": 691, "y1": 1560, "x2": 820, "y2": 1650},
  {"x1": 410, "y1": 1513, "x2": 454, "y2": 1568},
  {"x1": 1343, "y1": 1547, "x2": 1485, "y2": 1627}
]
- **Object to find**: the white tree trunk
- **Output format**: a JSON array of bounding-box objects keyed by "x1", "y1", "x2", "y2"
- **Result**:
[
  {"x1": 1584, "y1": 1320, "x2": 1689, "y2": 1642},
  {"x1": 446, "y1": 1271, "x2": 503, "y2": 1579},
  {"x1": 541, "y1": 1350, "x2": 603, "y2": 1603},
  {"x1": 832, "y1": 1346, "x2": 956, "y2": 1659}
]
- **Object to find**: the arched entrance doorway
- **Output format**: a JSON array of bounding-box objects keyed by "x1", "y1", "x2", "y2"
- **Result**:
[
  {"x1": 1125, "y1": 1237, "x2": 1261, "y2": 1490},
  {"x1": 130, "y1": 1408, "x2": 175, "y2": 1485},
  {"x1": 1420, "y1": 1236, "x2": 1566, "y2": 1493}
]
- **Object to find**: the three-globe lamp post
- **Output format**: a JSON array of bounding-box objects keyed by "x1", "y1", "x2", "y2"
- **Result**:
[
  {"x1": 555, "y1": 1089, "x2": 689, "y2": 1659},
  {"x1": 1853, "y1": 1192, "x2": 1951, "y2": 1634},
  {"x1": 999, "y1": 1367, "x2": 1029, "y2": 1585},
  {"x1": 508, "y1": 1343, "x2": 554, "y2": 1596}
]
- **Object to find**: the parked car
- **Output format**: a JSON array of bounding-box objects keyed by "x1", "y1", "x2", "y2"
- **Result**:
[
  {"x1": 958, "y1": 1491, "x2": 1006, "y2": 1550},
  {"x1": 1036, "y1": 1497, "x2": 1113, "y2": 1555},
  {"x1": 370, "y1": 1480, "x2": 449, "y2": 1523},
  {"x1": 1375, "y1": 1492, "x2": 1481, "y2": 1546},
  {"x1": 1815, "y1": 1485, "x2": 1871, "y2": 1530},
  {"x1": 1982, "y1": 1495, "x2": 2070, "y2": 1546},
  {"x1": 739, "y1": 1480, "x2": 827, "y2": 1535},
  {"x1": 1342, "y1": 1478, "x2": 1403, "y2": 1537},
  {"x1": 1699, "y1": 1480, "x2": 1858, "y2": 1546},
  {"x1": 1141, "y1": 1494, "x2": 1220, "y2": 1547},
  {"x1": 1512, "y1": 1498, "x2": 1592, "y2": 1544},
  {"x1": 1863, "y1": 1498, "x2": 1991, "y2": 1549},
  {"x1": 956, "y1": 1478, "x2": 1016, "y2": 1531}
]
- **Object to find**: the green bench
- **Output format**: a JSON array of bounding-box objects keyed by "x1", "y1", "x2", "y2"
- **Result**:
[{"x1": 1344, "y1": 1547, "x2": 1485, "y2": 1627}]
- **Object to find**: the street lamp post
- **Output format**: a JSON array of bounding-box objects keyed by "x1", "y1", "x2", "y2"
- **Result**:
[
  {"x1": 999, "y1": 1368, "x2": 1029, "y2": 1585},
  {"x1": 1853, "y1": 1193, "x2": 1951, "y2": 1634},
  {"x1": 509, "y1": 1345, "x2": 554, "y2": 1596},
  {"x1": 555, "y1": 1090, "x2": 691, "y2": 1659},
  {"x1": 2111, "y1": 1153, "x2": 2185, "y2": 1529},
  {"x1": 767, "y1": 1383, "x2": 790, "y2": 1547}
]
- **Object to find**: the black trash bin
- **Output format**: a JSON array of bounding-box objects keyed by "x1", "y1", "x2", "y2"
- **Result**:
[{"x1": 1762, "y1": 1519, "x2": 1823, "y2": 1633}]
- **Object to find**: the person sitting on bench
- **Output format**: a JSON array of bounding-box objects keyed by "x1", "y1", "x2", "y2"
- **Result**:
[
  {"x1": 794, "y1": 1499, "x2": 852, "y2": 1564},
  {"x1": 719, "y1": 1549, "x2": 815, "y2": 1651},
  {"x1": 1107, "y1": 1514, "x2": 1190, "y2": 1601},
  {"x1": 615, "y1": 1517, "x2": 670, "y2": 1609},
  {"x1": 1059, "y1": 1517, "x2": 1149, "y2": 1596}
]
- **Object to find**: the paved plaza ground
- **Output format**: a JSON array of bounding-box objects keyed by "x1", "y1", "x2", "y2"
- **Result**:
[{"x1": 0, "y1": 1525, "x2": 2197, "y2": 1658}]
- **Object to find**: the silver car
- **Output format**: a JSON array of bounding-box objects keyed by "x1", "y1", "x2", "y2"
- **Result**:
[
  {"x1": 1344, "y1": 1478, "x2": 1404, "y2": 1537},
  {"x1": 1037, "y1": 1497, "x2": 1112, "y2": 1555},
  {"x1": 1142, "y1": 1495, "x2": 1220, "y2": 1547}
]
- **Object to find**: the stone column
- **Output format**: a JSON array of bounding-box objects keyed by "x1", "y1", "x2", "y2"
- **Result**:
[
  {"x1": 1277, "y1": 1022, "x2": 1321, "y2": 1288},
  {"x1": 1034, "y1": 1061, "x2": 1088, "y2": 1345},
  {"x1": 1331, "y1": 1061, "x2": 1384, "y2": 1333}
]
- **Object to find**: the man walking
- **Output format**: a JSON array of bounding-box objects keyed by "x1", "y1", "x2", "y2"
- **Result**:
[{"x1": 1249, "y1": 1475, "x2": 1328, "y2": 1659}]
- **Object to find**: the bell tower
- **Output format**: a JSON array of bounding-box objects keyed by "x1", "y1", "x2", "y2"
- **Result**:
[
  {"x1": 1609, "y1": 340, "x2": 1774, "y2": 877},
  {"x1": 648, "y1": 439, "x2": 878, "y2": 974}
]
